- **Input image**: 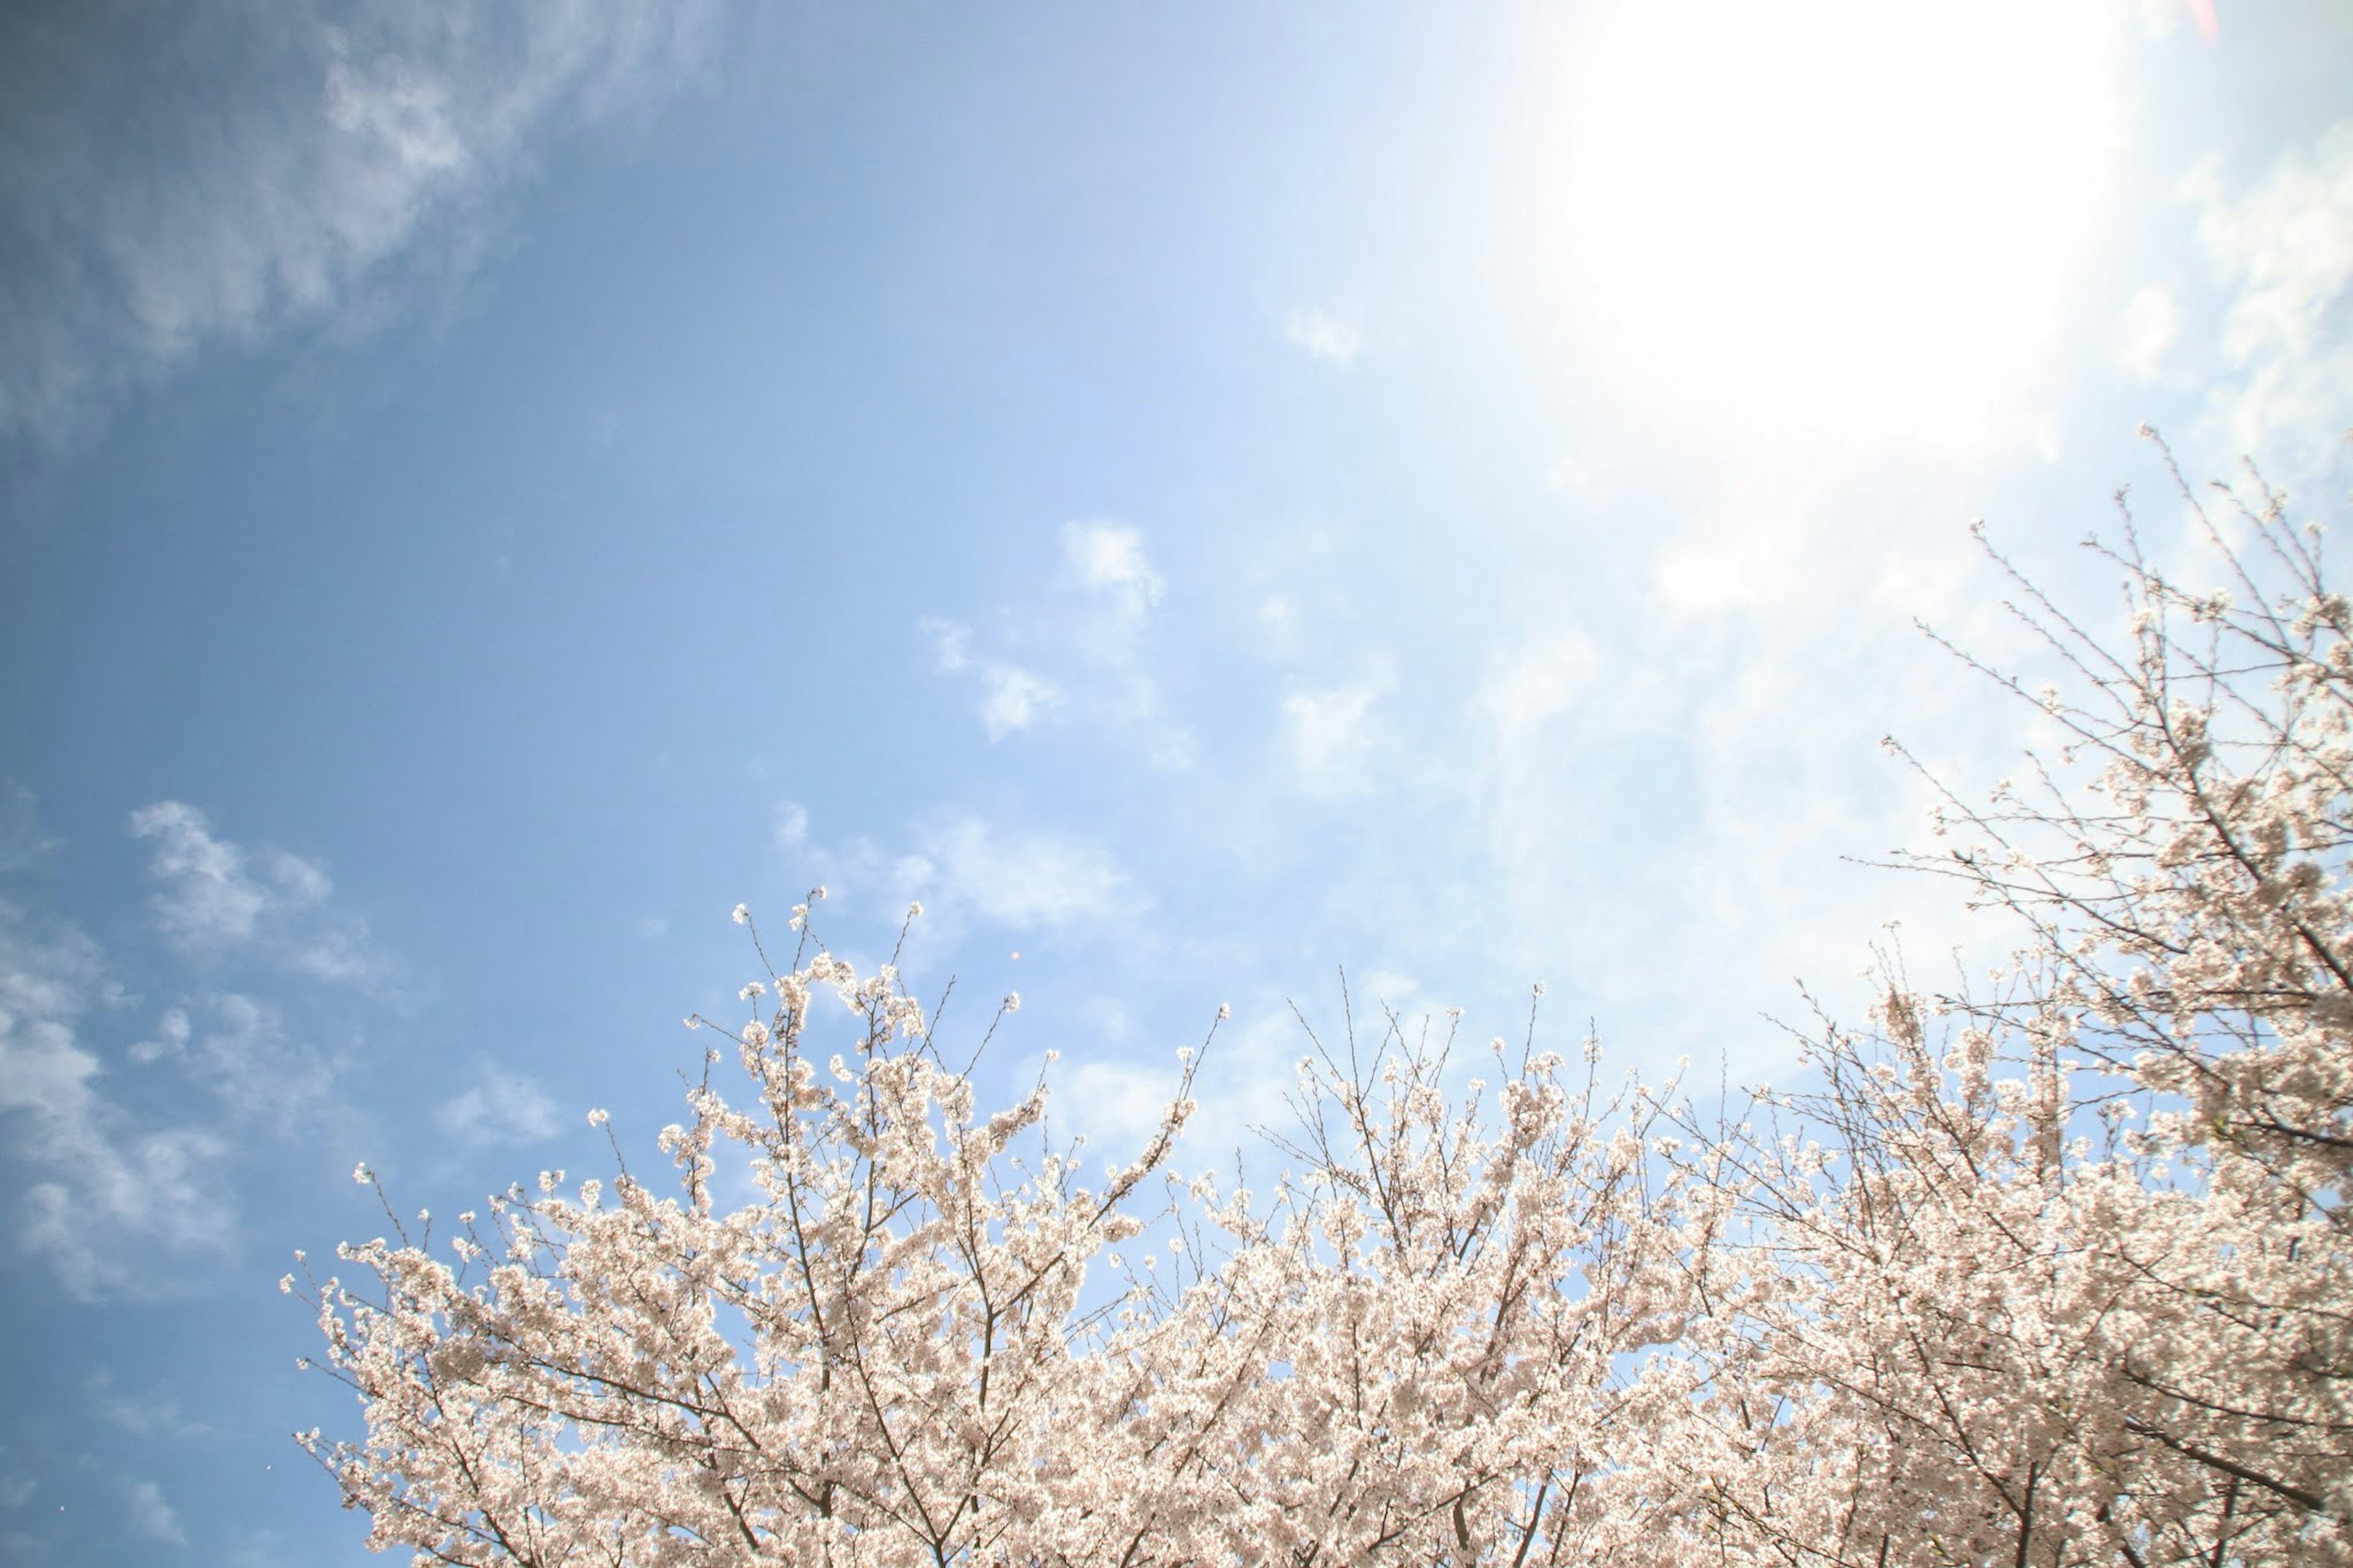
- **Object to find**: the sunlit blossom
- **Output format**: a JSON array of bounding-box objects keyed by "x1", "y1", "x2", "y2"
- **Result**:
[{"x1": 297, "y1": 460, "x2": 2353, "y2": 1567}]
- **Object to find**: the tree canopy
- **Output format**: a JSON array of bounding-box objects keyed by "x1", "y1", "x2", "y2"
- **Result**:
[{"x1": 295, "y1": 445, "x2": 2353, "y2": 1566}]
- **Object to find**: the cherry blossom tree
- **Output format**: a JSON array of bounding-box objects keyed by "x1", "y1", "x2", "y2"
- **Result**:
[
  {"x1": 296, "y1": 435, "x2": 2352, "y2": 1566},
  {"x1": 294, "y1": 911, "x2": 1718, "y2": 1565},
  {"x1": 1670, "y1": 441, "x2": 2353, "y2": 1567}
]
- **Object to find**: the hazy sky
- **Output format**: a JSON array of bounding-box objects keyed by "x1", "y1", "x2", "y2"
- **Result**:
[{"x1": 2, "y1": 2, "x2": 2349, "y2": 1560}]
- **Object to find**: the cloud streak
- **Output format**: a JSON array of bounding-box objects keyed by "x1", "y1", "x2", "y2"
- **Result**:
[
  {"x1": 124, "y1": 1479, "x2": 186, "y2": 1546},
  {"x1": 2191, "y1": 119, "x2": 2353, "y2": 470},
  {"x1": 1283, "y1": 308, "x2": 1363, "y2": 366},
  {"x1": 920, "y1": 616, "x2": 1064, "y2": 741},
  {"x1": 910, "y1": 814, "x2": 1132, "y2": 931},
  {"x1": 774, "y1": 802, "x2": 1135, "y2": 940},
  {"x1": 0, "y1": 900, "x2": 237, "y2": 1301},
  {"x1": 129, "y1": 994, "x2": 344, "y2": 1132},
  {"x1": 86, "y1": 1369, "x2": 209, "y2": 1441},
  {"x1": 0, "y1": 0, "x2": 716, "y2": 442},
  {"x1": 130, "y1": 801, "x2": 398, "y2": 990},
  {"x1": 919, "y1": 522, "x2": 1178, "y2": 750},
  {"x1": 437, "y1": 1067, "x2": 561, "y2": 1148},
  {"x1": 1060, "y1": 521, "x2": 1164, "y2": 630},
  {"x1": 1281, "y1": 680, "x2": 1384, "y2": 792},
  {"x1": 0, "y1": 800, "x2": 393, "y2": 1300}
]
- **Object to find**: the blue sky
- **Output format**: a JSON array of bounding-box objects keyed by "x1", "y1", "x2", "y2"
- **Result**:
[{"x1": 2, "y1": 2, "x2": 2349, "y2": 1560}]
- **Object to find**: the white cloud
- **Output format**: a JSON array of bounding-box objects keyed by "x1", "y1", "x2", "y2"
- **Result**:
[
  {"x1": 131, "y1": 993, "x2": 343, "y2": 1131},
  {"x1": 224, "y1": 1530, "x2": 295, "y2": 1568},
  {"x1": 1055, "y1": 1057, "x2": 1186, "y2": 1159},
  {"x1": 0, "y1": 2, "x2": 717, "y2": 442},
  {"x1": 1060, "y1": 521, "x2": 1164, "y2": 625},
  {"x1": 1426, "y1": 467, "x2": 2034, "y2": 1072},
  {"x1": 437, "y1": 1067, "x2": 561, "y2": 1148},
  {"x1": 124, "y1": 1479, "x2": 186, "y2": 1547},
  {"x1": 2191, "y1": 120, "x2": 2353, "y2": 470},
  {"x1": 1652, "y1": 515, "x2": 1817, "y2": 619},
  {"x1": 909, "y1": 816, "x2": 1131, "y2": 931},
  {"x1": 0, "y1": 1476, "x2": 31, "y2": 1509},
  {"x1": 1252, "y1": 596, "x2": 1304, "y2": 664},
  {"x1": 1283, "y1": 308, "x2": 1363, "y2": 366},
  {"x1": 1482, "y1": 632, "x2": 1597, "y2": 740},
  {"x1": 1059, "y1": 523, "x2": 1188, "y2": 759},
  {"x1": 1050, "y1": 1001, "x2": 1342, "y2": 1173},
  {"x1": 977, "y1": 664, "x2": 1061, "y2": 740},
  {"x1": 0, "y1": 903, "x2": 235, "y2": 1300},
  {"x1": 1476, "y1": 630, "x2": 1620, "y2": 880},
  {"x1": 919, "y1": 526, "x2": 1186, "y2": 759},
  {"x1": 918, "y1": 616, "x2": 1062, "y2": 741},
  {"x1": 765, "y1": 805, "x2": 1139, "y2": 957},
  {"x1": 768, "y1": 803, "x2": 896, "y2": 917},
  {"x1": 129, "y1": 802, "x2": 396, "y2": 989},
  {"x1": 132, "y1": 802, "x2": 270, "y2": 952},
  {"x1": 1348, "y1": 968, "x2": 1433, "y2": 1029},
  {"x1": 1281, "y1": 681, "x2": 1384, "y2": 789},
  {"x1": 127, "y1": 1006, "x2": 191, "y2": 1067},
  {"x1": 1544, "y1": 456, "x2": 1599, "y2": 495},
  {"x1": 919, "y1": 616, "x2": 972, "y2": 674},
  {"x1": 1, "y1": 825, "x2": 375, "y2": 1298},
  {"x1": 2115, "y1": 282, "x2": 2180, "y2": 383},
  {"x1": 87, "y1": 1369, "x2": 208, "y2": 1441},
  {"x1": 0, "y1": 782, "x2": 56, "y2": 871}
]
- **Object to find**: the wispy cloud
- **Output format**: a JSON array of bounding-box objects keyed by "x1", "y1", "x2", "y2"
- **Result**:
[
  {"x1": 2, "y1": 803, "x2": 397, "y2": 1298},
  {"x1": 1544, "y1": 456, "x2": 1601, "y2": 496},
  {"x1": 0, "y1": 1, "x2": 718, "y2": 442},
  {"x1": 976, "y1": 665, "x2": 1060, "y2": 741},
  {"x1": 919, "y1": 522, "x2": 1180, "y2": 751},
  {"x1": 86, "y1": 1369, "x2": 209, "y2": 1441},
  {"x1": 1283, "y1": 308, "x2": 1363, "y2": 366},
  {"x1": 773, "y1": 803, "x2": 1134, "y2": 937},
  {"x1": 2115, "y1": 282, "x2": 2180, "y2": 383},
  {"x1": 0, "y1": 901, "x2": 235, "y2": 1300},
  {"x1": 124, "y1": 1479, "x2": 186, "y2": 1546},
  {"x1": 224, "y1": 1529, "x2": 295, "y2": 1568},
  {"x1": 132, "y1": 802, "x2": 276, "y2": 953},
  {"x1": 908, "y1": 814, "x2": 1132, "y2": 931},
  {"x1": 2190, "y1": 119, "x2": 2353, "y2": 469},
  {"x1": 919, "y1": 616, "x2": 1063, "y2": 741},
  {"x1": 920, "y1": 617, "x2": 973, "y2": 674},
  {"x1": 128, "y1": 994, "x2": 343, "y2": 1132},
  {"x1": 0, "y1": 782, "x2": 58, "y2": 872},
  {"x1": 1482, "y1": 632, "x2": 1598, "y2": 741},
  {"x1": 130, "y1": 802, "x2": 397, "y2": 990},
  {"x1": 1058, "y1": 521, "x2": 1188, "y2": 760},
  {"x1": 436, "y1": 1067, "x2": 560, "y2": 1148},
  {"x1": 1281, "y1": 680, "x2": 1384, "y2": 791},
  {"x1": 1050, "y1": 999, "x2": 1355, "y2": 1173},
  {"x1": 1059, "y1": 521, "x2": 1164, "y2": 629}
]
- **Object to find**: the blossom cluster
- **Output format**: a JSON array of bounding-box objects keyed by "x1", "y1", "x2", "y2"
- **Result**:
[
  {"x1": 298, "y1": 932, "x2": 1726, "y2": 1564},
  {"x1": 297, "y1": 452, "x2": 2351, "y2": 1565}
]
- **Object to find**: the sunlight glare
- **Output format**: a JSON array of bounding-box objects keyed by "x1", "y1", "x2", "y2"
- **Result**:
[{"x1": 1550, "y1": 0, "x2": 2121, "y2": 457}]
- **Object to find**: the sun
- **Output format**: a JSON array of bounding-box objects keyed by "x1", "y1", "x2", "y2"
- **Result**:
[{"x1": 1539, "y1": 0, "x2": 2123, "y2": 458}]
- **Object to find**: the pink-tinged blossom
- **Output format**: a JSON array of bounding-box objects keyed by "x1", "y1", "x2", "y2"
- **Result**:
[
  {"x1": 298, "y1": 937, "x2": 1708, "y2": 1564},
  {"x1": 297, "y1": 446, "x2": 2353, "y2": 1565}
]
